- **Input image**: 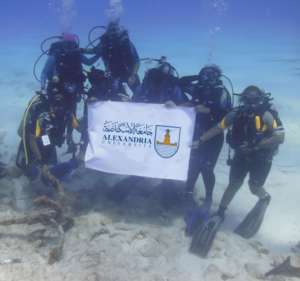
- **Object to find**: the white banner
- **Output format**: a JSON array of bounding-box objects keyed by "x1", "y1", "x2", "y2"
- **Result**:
[{"x1": 85, "y1": 102, "x2": 196, "y2": 181}]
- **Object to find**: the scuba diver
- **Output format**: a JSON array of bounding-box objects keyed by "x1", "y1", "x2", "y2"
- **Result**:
[
  {"x1": 189, "y1": 86, "x2": 285, "y2": 257},
  {"x1": 132, "y1": 61, "x2": 185, "y2": 103},
  {"x1": 177, "y1": 65, "x2": 231, "y2": 236},
  {"x1": 107, "y1": 59, "x2": 187, "y2": 205},
  {"x1": 40, "y1": 33, "x2": 101, "y2": 116},
  {"x1": 92, "y1": 18, "x2": 141, "y2": 94},
  {"x1": 1, "y1": 91, "x2": 81, "y2": 182},
  {"x1": 77, "y1": 66, "x2": 124, "y2": 162}
]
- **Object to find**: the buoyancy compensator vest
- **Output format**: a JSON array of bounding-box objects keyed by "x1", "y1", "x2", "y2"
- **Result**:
[
  {"x1": 17, "y1": 95, "x2": 48, "y2": 138},
  {"x1": 99, "y1": 30, "x2": 134, "y2": 80},
  {"x1": 38, "y1": 109, "x2": 74, "y2": 147},
  {"x1": 193, "y1": 82, "x2": 231, "y2": 134},
  {"x1": 226, "y1": 103, "x2": 281, "y2": 157},
  {"x1": 54, "y1": 44, "x2": 86, "y2": 85}
]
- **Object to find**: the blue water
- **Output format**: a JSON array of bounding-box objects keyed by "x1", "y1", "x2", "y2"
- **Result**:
[{"x1": 0, "y1": 0, "x2": 300, "y2": 279}]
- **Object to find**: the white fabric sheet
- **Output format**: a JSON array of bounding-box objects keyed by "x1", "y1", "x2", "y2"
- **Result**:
[{"x1": 85, "y1": 101, "x2": 195, "y2": 181}]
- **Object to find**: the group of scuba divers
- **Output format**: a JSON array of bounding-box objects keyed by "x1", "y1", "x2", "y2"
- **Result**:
[{"x1": 0, "y1": 18, "x2": 285, "y2": 258}]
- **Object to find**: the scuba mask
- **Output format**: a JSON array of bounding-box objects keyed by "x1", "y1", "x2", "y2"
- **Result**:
[
  {"x1": 143, "y1": 68, "x2": 164, "y2": 95},
  {"x1": 50, "y1": 95, "x2": 66, "y2": 117},
  {"x1": 107, "y1": 25, "x2": 127, "y2": 43},
  {"x1": 62, "y1": 40, "x2": 78, "y2": 53},
  {"x1": 158, "y1": 62, "x2": 174, "y2": 76},
  {"x1": 242, "y1": 93, "x2": 263, "y2": 114},
  {"x1": 241, "y1": 94, "x2": 263, "y2": 105},
  {"x1": 200, "y1": 71, "x2": 217, "y2": 83},
  {"x1": 88, "y1": 67, "x2": 110, "y2": 93},
  {"x1": 199, "y1": 69, "x2": 219, "y2": 90}
]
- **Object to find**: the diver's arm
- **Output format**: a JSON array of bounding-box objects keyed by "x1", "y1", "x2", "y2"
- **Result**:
[
  {"x1": 200, "y1": 125, "x2": 223, "y2": 142},
  {"x1": 180, "y1": 101, "x2": 193, "y2": 107},
  {"x1": 40, "y1": 56, "x2": 55, "y2": 89},
  {"x1": 28, "y1": 135, "x2": 42, "y2": 161},
  {"x1": 128, "y1": 61, "x2": 141, "y2": 85},
  {"x1": 178, "y1": 75, "x2": 198, "y2": 88},
  {"x1": 190, "y1": 112, "x2": 234, "y2": 148},
  {"x1": 256, "y1": 111, "x2": 285, "y2": 149},
  {"x1": 190, "y1": 125, "x2": 223, "y2": 148},
  {"x1": 132, "y1": 61, "x2": 140, "y2": 75},
  {"x1": 256, "y1": 133, "x2": 285, "y2": 149},
  {"x1": 131, "y1": 85, "x2": 143, "y2": 102},
  {"x1": 83, "y1": 48, "x2": 96, "y2": 55},
  {"x1": 81, "y1": 54, "x2": 101, "y2": 66}
]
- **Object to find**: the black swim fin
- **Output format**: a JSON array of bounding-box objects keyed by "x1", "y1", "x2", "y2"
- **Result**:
[
  {"x1": 234, "y1": 194, "x2": 271, "y2": 239},
  {"x1": 107, "y1": 175, "x2": 142, "y2": 204},
  {"x1": 189, "y1": 215, "x2": 224, "y2": 258}
]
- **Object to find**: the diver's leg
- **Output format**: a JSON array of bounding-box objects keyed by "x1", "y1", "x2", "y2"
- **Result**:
[
  {"x1": 248, "y1": 158, "x2": 272, "y2": 199},
  {"x1": 198, "y1": 133, "x2": 224, "y2": 211},
  {"x1": 4, "y1": 165, "x2": 24, "y2": 178},
  {"x1": 186, "y1": 147, "x2": 202, "y2": 210},
  {"x1": 199, "y1": 166, "x2": 214, "y2": 211},
  {"x1": 216, "y1": 154, "x2": 249, "y2": 217},
  {"x1": 234, "y1": 156, "x2": 273, "y2": 238},
  {"x1": 3, "y1": 140, "x2": 29, "y2": 179}
]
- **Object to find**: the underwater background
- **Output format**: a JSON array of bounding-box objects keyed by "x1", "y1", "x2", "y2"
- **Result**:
[{"x1": 0, "y1": 0, "x2": 300, "y2": 280}]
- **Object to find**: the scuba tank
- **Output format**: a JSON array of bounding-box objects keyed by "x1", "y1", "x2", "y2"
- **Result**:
[{"x1": 17, "y1": 94, "x2": 46, "y2": 138}]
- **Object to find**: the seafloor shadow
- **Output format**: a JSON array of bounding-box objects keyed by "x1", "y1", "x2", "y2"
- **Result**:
[{"x1": 9, "y1": 167, "x2": 188, "y2": 229}]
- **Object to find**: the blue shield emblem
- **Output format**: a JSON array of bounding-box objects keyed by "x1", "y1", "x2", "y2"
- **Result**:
[{"x1": 154, "y1": 125, "x2": 181, "y2": 158}]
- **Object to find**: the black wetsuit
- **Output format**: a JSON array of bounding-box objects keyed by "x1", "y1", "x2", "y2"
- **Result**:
[
  {"x1": 185, "y1": 82, "x2": 231, "y2": 200},
  {"x1": 218, "y1": 104, "x2": 284, "y2": 208}
]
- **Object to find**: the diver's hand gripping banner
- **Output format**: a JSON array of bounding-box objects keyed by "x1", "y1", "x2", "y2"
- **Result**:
[{"x1": 85, "y1": 102, "x2": 196, "y2": 181}]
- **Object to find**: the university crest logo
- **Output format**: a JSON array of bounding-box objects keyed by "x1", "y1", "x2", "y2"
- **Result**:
[{"x1": 154, "y1": 125, "x2": 181, "y2": 158}]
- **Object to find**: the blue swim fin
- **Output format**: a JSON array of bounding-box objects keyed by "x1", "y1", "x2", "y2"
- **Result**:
[
  {"x1": 185, "y1": 207, "x2": 210, "y2": 236},
  {"x1": 41, "y1": 159, "x2": 79, "y2": 187}
]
